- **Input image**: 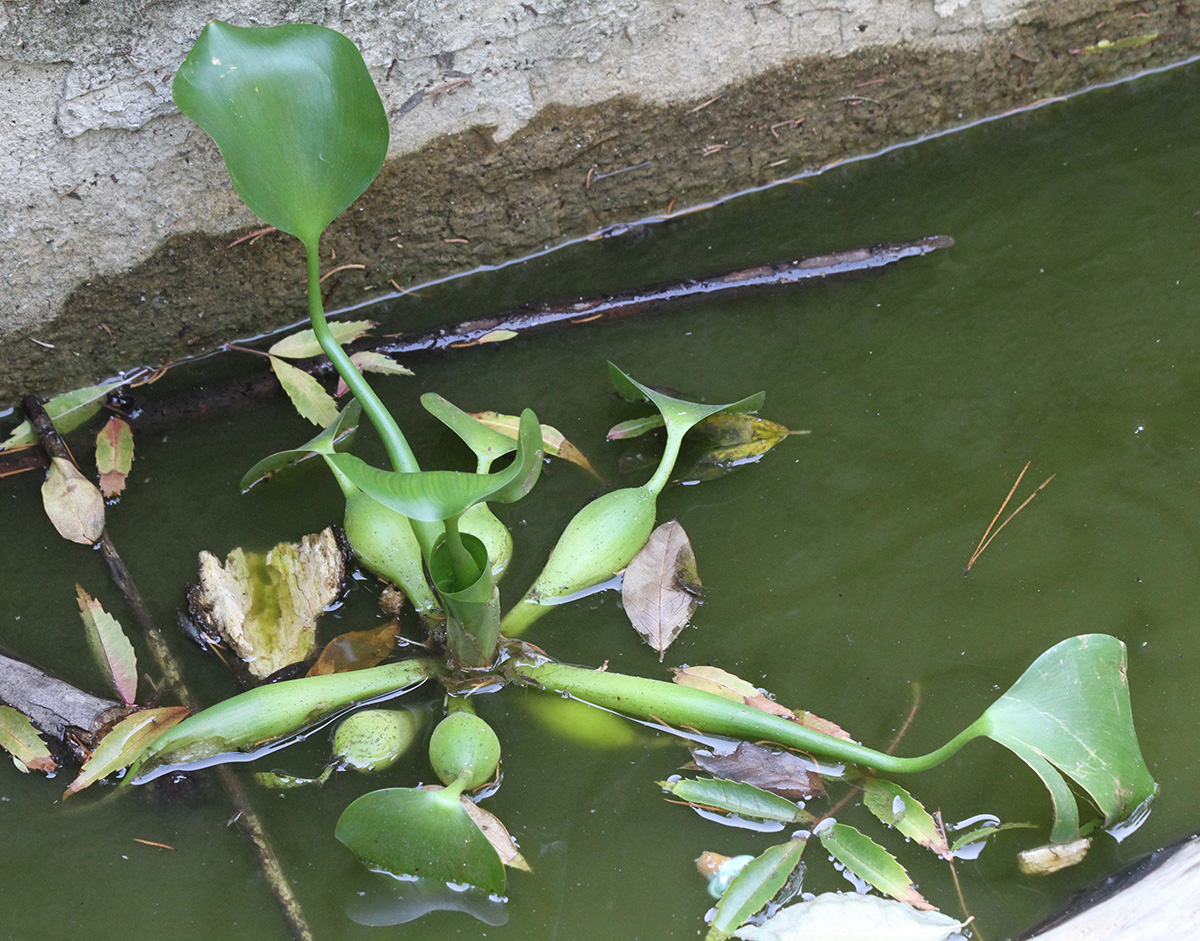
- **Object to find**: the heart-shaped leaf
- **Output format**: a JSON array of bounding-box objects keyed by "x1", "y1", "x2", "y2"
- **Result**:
[{"x1": 173, "y1": 21, "x2": 388, "y2": 248}]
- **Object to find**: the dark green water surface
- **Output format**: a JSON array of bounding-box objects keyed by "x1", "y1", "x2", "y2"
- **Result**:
[{"x1": 3, "y1": 59, "x2": 1200, "y2": 941}]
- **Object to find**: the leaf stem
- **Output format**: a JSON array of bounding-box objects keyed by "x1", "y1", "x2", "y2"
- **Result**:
[{"x1": 645, "y1": 423, "x2": 687, "y2": 497}]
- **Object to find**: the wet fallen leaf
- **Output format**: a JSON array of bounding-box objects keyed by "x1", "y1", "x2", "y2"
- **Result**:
[
  {"x1": 188, "y1": 528, "x2": 346, "y2": 680},
  {"x1": 733, "y1": 892, "x2": 968, "y2": 941},
  {"x1": 463, "y1": 799, "x2": 532, "y2": 872},
  {"x1": 0, "y1": 705, "x2": 57, "y2": 774},
  {"x1": 254, "y1": 766, "x2": 335, "y2": 789},
  {"x1": 706, "y1": 838, "x2": 807, "y2": 941},
  {"x1": 606, "y1": 414, "x2": 665, "y2": 441},
  {"x1": 1018, "y1": 836, "x2": 1092, "y2": 875},
  {"x1": 307, "y1": 621, "x2": 402, "y2": 676},
  {"x1": 65, "y1": 706, "x2": 190, "y2": 796},
  {"x1": 42, "y1": 456, "x2": 106, "y2": 545},
  {"x1": 660, "y1": 776, "x2": 813, "y2": 824},
  {"x1": 862, "y1": 778, "x2": 952, "y2": 859},
  {"x1": 690, "y1": 742, "x2": 825, "y2": 801},
  {"x1": 268, "y1": 320, "x2": 375, "y2": 359},
  {"x1": 470, "y1": 409, "x2": 601, "y2": 479},
  {"x1": 815, "y1": 821, "x2": 934, "y2": 910},
  {"x1": 95, "y1": 417, "x2": 134, "y2": 499},
  {"x1": 77, "y1": 585, "x2": 138, "y2": 705},
  {"x1": 622, "y1": 520, "x2": 701, "y2": 660},
  {"x1": 270, "y1": 355, "x2": 340, "y2": 427},
  {"x1": 2, "y1": 382, "x2": 114, "y2": 450}
]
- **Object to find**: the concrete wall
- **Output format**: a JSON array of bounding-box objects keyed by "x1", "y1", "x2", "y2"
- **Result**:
[{"x1": 1, "y1": 0, "x2": 1196, "y2": 403}]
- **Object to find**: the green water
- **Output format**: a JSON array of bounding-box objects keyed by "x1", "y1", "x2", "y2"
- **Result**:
[{"x1": 4, "y1": 59, "x2": 1200, "y2": 940}]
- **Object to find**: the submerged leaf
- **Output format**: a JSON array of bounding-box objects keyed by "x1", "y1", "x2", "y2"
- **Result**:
[
  {"x1": 733, "y1": 892, "x2": 968, "y2": 941},
  {"x1": 0, "y1": 706, "x2": 57, "y2": 774},
  {"x1": 308, "y1": 621, "x2": 403, "y2": 676},
  {"x1": 862, "y1": 778, "x2": 951, "y2": 859},
  {"x1": 2, "y1": 382, "x2": 114, "y2": 450},
  {"x1": 271, "y1": 356, "x2": 340, "y2": 427},
  {"x1": 66, "y1": 707, "x2": 190, "y2": 796},
  {"x1": 706, "y1": 838, "x2": 807, "y2": 941},
  {"x1": 76, "y1": 585, "x2": 138, "y2": 706},
  {"x1": 816, "y1": 822, "x2": 933, "y2": 910},
  {"x1": 188, "y1": 528, "x2": 346, "y2": 679},
  {"x1": 268, "y1": 320, "x2": 375, "y2": 359},
  {"x1": 1018, "y1": 837, "x2": 1092, "y2": 875},
  {"x1": 690, "y1": 743, "x2": 824, "y2": 801},
  {"x1": 622, "y1": 520, "x2": 701, "y2": 660},
  {"x1": 95, "y1": 417, "x2": 134, "y2": 499},
  {"x1": 42, "y1": 457, "x2": 105, "y2": 545}
]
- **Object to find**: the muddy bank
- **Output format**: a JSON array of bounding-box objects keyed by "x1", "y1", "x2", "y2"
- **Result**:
[{"x1": 1, "y1": 0, "x2": 1196, "y2": 406}]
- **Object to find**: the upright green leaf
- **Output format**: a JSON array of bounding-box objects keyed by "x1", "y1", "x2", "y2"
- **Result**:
[
  {"x1": 241, "y1": 401, "x2": 361, "y2": 491},
  {"x1": 173, "y1": 21, "x2": 388, "y2": 248},
  {"x1": 270, "y1": 356, "x2": 340, "y2": 427}
]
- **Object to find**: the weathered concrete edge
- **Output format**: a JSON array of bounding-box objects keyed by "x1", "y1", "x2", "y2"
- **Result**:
[{"x1": 1, "y1": 0, "x2": 1195, "y2": 406}]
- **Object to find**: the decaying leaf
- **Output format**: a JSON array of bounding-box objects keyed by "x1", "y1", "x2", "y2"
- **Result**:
[
  {"x1": 307, "y1": 621, "x2": 402, "y2": 676},
  {"x1": 815, "y1": 821, "x2": 934, "y2": 910},
  {"x1": 733, "y1": 892, "x2": 968, "y2": 941},
  {"x1": 622, "y1": 520, "x2": 701, "y2": 660},
  {"x1": 470, "y1": 409, "x2": 601, "y2": 479},
  {"x1": 676, "y1": 413, "x2": 807, "y2": 482},
  {"x1": 672, "y1": 665, "x2": 854, "y2": 740},
  {"x1": 268, "y1": 319, "x2": 375, "y2": 359},
  {"x1": 335, "y1": 351, "x2": 415, "y2": 397},
  {"x1": 41, "y1": 456, "x2": 106, "y2": 545},
  {"x1": 463, "y1": 798, "x2": 532, "y2": 872},
  {"x1": 1018, "y1": 836, "x2": 1092, "y2": 875},
  {"x1": 862, "y1": 778, "x2": 952, "y2": 859},
  {"x1": 65, "y1": 706, "x2": 190, "y2": 796},
  {"x1": 2, "y1": 382, "x2": 115, "y2": 450},
  {"x1": 95, "y1": 417, "x2": 134, "y2": 499},
  {"x1": 187, "y1": 528, "x2": 346, "y2": 679},
  {"x1": 690, "y1": 743, "x2": 825, "y2": 801},
  {"x1": 270, "y1": 355, "x2": 340, "y2": 427},
  {"x1": 0, "y1": 705, "x2": 57, "y2": 774},
  {"x1": 76, "y1": 585, "x2": 138, "y2": 706}
]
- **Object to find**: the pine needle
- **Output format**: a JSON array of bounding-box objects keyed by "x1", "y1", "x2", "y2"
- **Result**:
[{"x1": 965, "y1": 463, "x2": 1055, "y2": 574}]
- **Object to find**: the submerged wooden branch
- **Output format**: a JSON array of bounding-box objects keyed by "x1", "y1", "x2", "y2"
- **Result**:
[
  {"x1": 0, "y1": 651, "x2": 123, "y2": 751},
  {"x1": 20, "y1": 395, "x2": 315, "y2": 941},
  {"x1": 115, "y1": 235, "x2": 952, "y2": 434}
]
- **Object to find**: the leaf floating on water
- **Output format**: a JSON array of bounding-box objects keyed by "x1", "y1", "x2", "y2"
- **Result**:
[
  {"x1": 307, "y1": 620, "x2": 402, "y2": 676},
  {"x1": 732, "y1": 892, "x2": 968, "y2": 941},
  {"x1": 270, "y1": 355, "x2": 340, "y2": 427},
  {"x1": 690, "y1": 743, "x2": 825, "y2": 801},
  {"x1": 2, "y1": 382, "x2": 114, "y2": 450},
  {"x1": 816, "y1": 822, "x2": 934, "y2": 910},
  {"x1": 660, "y1": 776, "x2": 813, "y2": 824},
  {"x1": 622, "y1": 520, "x2": 701, "y2": 660},
  {"x1": 862, "y1": 778, "x2": 952, "y2": 859},
  {"x1": 188, "y1": 528, "x2": 347, "y2": 680},
  {"x1": 675, "y1": 413, "x2": 806, "y2": 482},
  {"x1": 76, "y1": 585, "x2": 138, "y2": 705},
  {"x1": 0, "y1": 705, "x2": 57, "y2": 774},
  {"x1": 254, "y1": 765, "x2": 335, "y2": 789},
  {"x1": 268, "y1": 320, "x2": 376, "y2": 359},
  {"x1": 42, "y1": 456, "x2": 106, "y2": 545},
  {"x1": 706, "y1": 838, "x2": 807, "y2": 941},
  {"x1": 65, "y1": 706, "x2": 190, "y2": 797},
  {"x1": 470, "y1": 409, "x2": 600, "y2": 479},
  {"x1": 95, "y1": 417, "x2": 134, "y2": 499}
]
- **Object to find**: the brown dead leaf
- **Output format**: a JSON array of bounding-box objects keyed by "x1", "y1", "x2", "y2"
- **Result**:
[
  {"x1": 689, "y1": 742, "x2": 825, "y2": 801},
  {"x1": 307, "y1": 621, "x2": 402, "y2": 677},
  {"x1": 462, "y1": 799, "x2": 532, "y2": 872},
  {"x1": 622, "y1": 520, "x2": 702, "y2": 660}
]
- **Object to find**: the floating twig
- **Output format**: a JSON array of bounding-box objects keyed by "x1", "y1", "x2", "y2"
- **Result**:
[{"x1": 965, "y1": 462, "x2": 1056, "y2": 574}]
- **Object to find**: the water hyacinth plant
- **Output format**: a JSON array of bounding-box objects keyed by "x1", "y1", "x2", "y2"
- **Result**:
[{"x1": 3, "y1": 19, "x2": 1156, "y2": 940}]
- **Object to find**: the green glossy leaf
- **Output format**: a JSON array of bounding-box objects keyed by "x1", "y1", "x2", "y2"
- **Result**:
[
  {"x1": 336, "y1": 784, "x2": 506, "y2": 893},
  {"x1": 66, "y1": 706, "x2": 191, "y2": 796},
  {"x1": 816, "y1": 822, "x2": 932, "y2": 910},
  {"x1": 173, "y1": 21, "x2": 388, "y2": 247},
  {"x1": 2, "y1": 382, "x2": 114, "y2": 450},
  {"x1": 422, "y1": 394, "x2": 516, "y2": 471},
  {"x1": 326, "y1": 408, "x2": 543, "y2": 522},
  {"x1": 660, "y1": 777, "x2": 811, "y2": 824},
  {"x1": 469, "y1": 408, "x2": 600, "y2": 477},
  {"x1": 606, "y1": 414, "x2": 665, "y2": 441},
  {"x1": 241, "y1": 400, "x2": 361, "y2": 491},
  {"x1": 608, "y1": 363, "x2": 765, "y2": 436},
  {"x1": 949, "y1": 820, "x2": 1036, "y2": 854},
  {"x1": 706, "y1": 838, "x2": 807, "y2": 941},
  {"x1": 973, "y1": 634, "x2": 1156, "y2": 841},
  {"x1": 430, "y1": 533, "x2": 502, "y2": 668},
  {"x1": 460, "y1": 502, "x2": 513, "y2": 579},
  {"x1": 95, "y1": 417, "x2": 134, "y2": 499},
  {"x1": 733, "y1": 892, "x2": 968, "y2": 941},
  {"x1": 862, "y1": 778, "x2": 951, "y2": 859},
  {"x1": 271, "y1": 356, "x2": 340, "y2": 427},
  {"x1": 0, "y1": 706, "x2": 56, "y2": 774},
  {"x1": 269, "y1": 320, "x2": 375, "y2": 359},
  {"x1": 76, "y1": 585, "x2": 137, "y2": 706}
]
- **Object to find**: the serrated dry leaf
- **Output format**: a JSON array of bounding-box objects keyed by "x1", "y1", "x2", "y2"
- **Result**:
[
  {"x1": 462, "y1": 799, "x2": 532, "y2": 872},
  {"x1": 95, "y1": 417, "x2": 134, "y2": 498},
  {"x1": 690, "y1": 742, "x2": 825, "y2": 801},
  {"x1": 622, "y1": 520, "x2": 701, "y2": 660},
  {"x1": 270, "y1": 356, "x2": 340, "y2": 427},
  {"x1": 336, "y1": 351, "x2": 415, "y2": 396},
  {"x1": 42, "y1": 456, "x2": 106, "y2": 544},
  {"x1": 76, "y1": 585, "x2": 138, "y2": 705},
  {"x1": 268, "y1": 319, "x2": 375, "y2": 358}
]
